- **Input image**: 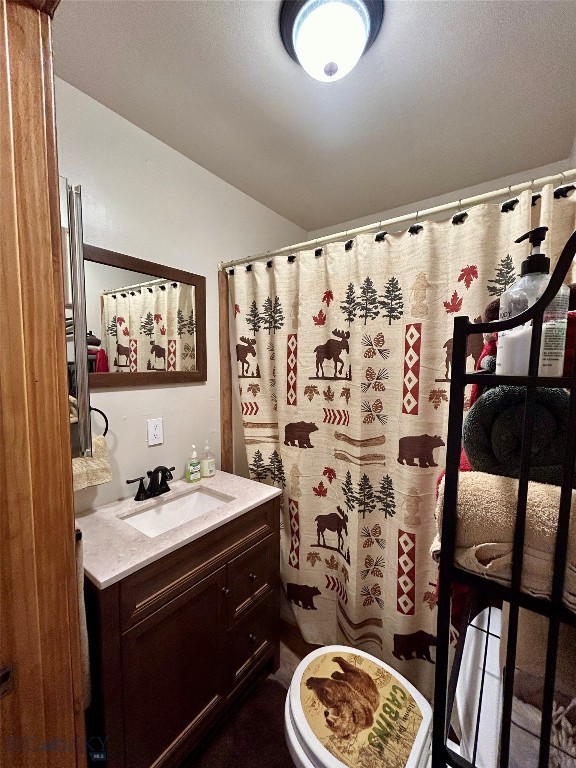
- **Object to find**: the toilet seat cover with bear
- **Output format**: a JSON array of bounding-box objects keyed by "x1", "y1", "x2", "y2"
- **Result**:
[{"x1": 289, "y1": 646, "x2": 431, "y2": 768}]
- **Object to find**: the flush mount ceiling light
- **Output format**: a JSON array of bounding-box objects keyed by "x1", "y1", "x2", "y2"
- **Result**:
[{"x1": 280, "y1": 0, "x2": 384, "y2": 83}]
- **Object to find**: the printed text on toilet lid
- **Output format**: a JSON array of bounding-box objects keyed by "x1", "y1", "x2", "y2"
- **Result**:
[{"x1": 300, "y1": 652, "x2": 423, "y2": 768}]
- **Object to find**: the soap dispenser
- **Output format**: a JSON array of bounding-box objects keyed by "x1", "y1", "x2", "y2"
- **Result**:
[
  {"x1": 200, "y1": 440, "x2": 216, "y2": 478},
  {"x1": 185, "y1": 445, "x2": 201, "y2": 483},
  {"x1": 495, "y1": 227, "x2": 569, "y2": 376}
]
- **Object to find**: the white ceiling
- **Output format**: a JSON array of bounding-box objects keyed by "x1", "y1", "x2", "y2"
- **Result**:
[{"x1": 52, "y1": 0, "x2": 576, "y2": 231}]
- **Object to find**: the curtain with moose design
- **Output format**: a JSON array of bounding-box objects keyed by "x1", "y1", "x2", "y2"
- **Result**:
[
  {"x1": 230, "y1": 185, "x2": 576, "y2": 699},
  {"x1": 101, "y1": 282, "x2": 196, "y2": 372}
]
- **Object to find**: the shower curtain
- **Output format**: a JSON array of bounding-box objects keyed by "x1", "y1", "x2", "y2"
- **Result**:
[
  {"x1": 101, "y1": 281, "x2": 196, "y2": 372},
  {"x1": 230, "y1": 184, "x2": 576, "y2": 698}
]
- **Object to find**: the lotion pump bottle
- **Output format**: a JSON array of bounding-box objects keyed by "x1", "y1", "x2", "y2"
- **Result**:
[
  {"x1": 186, "y1": 445, "x2": 201, "y2": 483},
  {"x1": 200, "y1": 440, "x2": 216, "y2": 478},
  {"x1": 496, "y1": 227, "x2": 569, "y2": 376}
]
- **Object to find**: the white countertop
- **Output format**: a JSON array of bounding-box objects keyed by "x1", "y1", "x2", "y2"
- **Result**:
[{"x1": 76, "y1": 471, "x2": 281, "y2": 589}]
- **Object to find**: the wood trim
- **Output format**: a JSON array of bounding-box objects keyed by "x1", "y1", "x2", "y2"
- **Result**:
[
  {"x1": 0, "y1": 2, "x2": 82, "y2": 766},
  {"x1": 218, "y1": 270, "x2": 233, "y2": 472},
  {"x1": 41, "y1": 7, "x2": 86, "y2": 745},
  {"x1": 82, "y1": 243, "x2": 207, "y2": 387}
]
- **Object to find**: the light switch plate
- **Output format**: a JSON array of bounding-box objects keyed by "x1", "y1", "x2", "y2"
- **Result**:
[{"x1": 147, "y1": 418, "x2": 163, "y2": 446}]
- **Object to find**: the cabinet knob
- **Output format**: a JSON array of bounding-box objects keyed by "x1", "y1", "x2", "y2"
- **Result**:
[
  {"x1": 249, "y1": 633, "x2": 257, "y2": 643},
  {"x1": 249, "y1": 573, "x2": 257, "y2": 582},
  {"x1": 222, "y1": 587, "x2": 230, "y2": 597}
]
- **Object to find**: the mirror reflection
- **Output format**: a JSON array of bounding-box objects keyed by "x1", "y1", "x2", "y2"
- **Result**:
[{"x1": 84, "y1": 261, "x2": 197, "y2": 374}]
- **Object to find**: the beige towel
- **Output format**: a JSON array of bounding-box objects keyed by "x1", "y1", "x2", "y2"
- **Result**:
[
  {"x1": 69, "y1": 395, "x2": 78, "y2": 424},
  {"x1": 500, "y1": 606, "x2": 576, "y2": 700},
  {"x1": 76, "y1": 535, "x2": 91, "y2": 709},
  {"x1": 432, "y1": 472, "x2": 576, "y2": 612},
  {"x1": 72, "y1": 435, "x2": 113, "y2": 492}
]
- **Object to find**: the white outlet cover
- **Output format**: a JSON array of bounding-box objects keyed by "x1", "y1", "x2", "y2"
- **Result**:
[{"x1": 147, "y1": 418, "x2": 163, "y2": 446}]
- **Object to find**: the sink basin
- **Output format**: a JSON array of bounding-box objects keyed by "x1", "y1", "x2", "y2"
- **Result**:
[{"x1": 121, "y1": 487, "x2": 234, "y2": 538}]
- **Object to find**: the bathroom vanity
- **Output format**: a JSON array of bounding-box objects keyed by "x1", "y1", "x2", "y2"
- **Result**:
[{"x1": 77, "y1": 472, "x2": 281, "y2": 768}]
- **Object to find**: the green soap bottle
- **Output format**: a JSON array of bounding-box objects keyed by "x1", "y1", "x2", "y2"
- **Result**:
[{"x1": 185, "y1": 445, "x2": 201, "y2": 483}]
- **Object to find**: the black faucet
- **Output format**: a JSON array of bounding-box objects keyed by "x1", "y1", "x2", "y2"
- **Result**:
[
  {"x1": 126, "y1": 465, "x2": 175, "y2": 501},
  {"x1": 147, "y1": 465, "x2": 175, "y2": 497}
]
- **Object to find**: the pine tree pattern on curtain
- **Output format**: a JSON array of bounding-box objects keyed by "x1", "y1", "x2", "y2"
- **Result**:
[
  {"x1": 101, "y1": 282, "x2": 196, "y2": 372},
  {"x1": 230, "y1": 185, "x2": 576, "y2": 699}
]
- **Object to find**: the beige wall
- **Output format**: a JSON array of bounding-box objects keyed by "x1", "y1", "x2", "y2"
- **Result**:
[
  {"x1": 307, "y1": 159, "x2": 574, "y2": 239},
  {"x1": 55, "y1": 79, "x2": 306, "y2": 512}
]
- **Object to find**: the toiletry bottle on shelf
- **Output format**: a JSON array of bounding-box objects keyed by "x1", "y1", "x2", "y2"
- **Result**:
[
  {"x1": 200, "y1": 440, "x2": 216, "y2": 478},
  {"x1": 495, "y1": 227, "x2": 569, "y2": 376},
  {"x1": 185, "y1": 445, "x2": 201, "y2": 483}
]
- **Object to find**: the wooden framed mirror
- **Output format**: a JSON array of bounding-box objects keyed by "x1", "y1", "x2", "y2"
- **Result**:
[{"x1": 83, "y1": 244, "x2": 207, "y2": 388}]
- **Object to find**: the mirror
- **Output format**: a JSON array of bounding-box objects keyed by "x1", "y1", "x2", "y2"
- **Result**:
[{"x1": 83, "y1": 244, "x2": 206, "y2": 388}]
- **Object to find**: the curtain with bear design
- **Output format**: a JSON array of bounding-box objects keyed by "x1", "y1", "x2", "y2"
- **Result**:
[
  {"x1": 230, "y1": 185, "x2": 576, "y2": 699},
  {"x1": 101, "y1": 281, "x2": 196, "y2": 372}
]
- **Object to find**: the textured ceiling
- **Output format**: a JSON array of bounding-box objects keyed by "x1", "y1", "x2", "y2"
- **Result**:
[{"x1": 52, "y1": 0, "x2": 576, "y2": 231}]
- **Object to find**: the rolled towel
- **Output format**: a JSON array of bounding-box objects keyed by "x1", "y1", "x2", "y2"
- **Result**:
[
  {"x1": 431, "y1": 473, "x2": 576, "y2": 612},
  {"x1": 463, "y1": 385, "x2": 573, "y2": 486}
]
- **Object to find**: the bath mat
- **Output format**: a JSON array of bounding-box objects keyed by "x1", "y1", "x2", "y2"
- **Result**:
[{"x1": 181, "y1": 677, "x2": 293, "y2": 768}]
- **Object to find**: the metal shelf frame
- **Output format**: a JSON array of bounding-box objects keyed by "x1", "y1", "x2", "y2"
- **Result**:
[{"x1": 432, "y1": 231, "x2": 576, "y2": 768}]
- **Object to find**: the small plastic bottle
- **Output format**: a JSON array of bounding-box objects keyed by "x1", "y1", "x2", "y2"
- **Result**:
[
  {"x1": 185, "y1": 445, "x2": 201, "y2": 483},
  {"x1": 496, "y1": 227, "x2": 569, "y2": 376},
  {"x1": 200, "y1": 440, "x2": 216, "y2": 478}
]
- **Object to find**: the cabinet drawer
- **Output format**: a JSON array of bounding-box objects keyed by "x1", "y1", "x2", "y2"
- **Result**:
[
  {"x1": 227, "y1": 594, "x2": 275, "y2": 686},
  {"x1": 226, "y1": 534, "x2": 276, "y2": 627},
  {"x1": 121, "y1": 500, "x2": 276, "y2": 630}
]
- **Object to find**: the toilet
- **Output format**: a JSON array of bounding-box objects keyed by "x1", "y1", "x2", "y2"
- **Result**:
[{"x1": 285, "y1": 645, "x2": 432, "y2": 768}]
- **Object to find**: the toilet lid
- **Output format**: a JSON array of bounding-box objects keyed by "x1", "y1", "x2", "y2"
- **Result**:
[{"x1": 289, "y1": 646, "x2": 431, "y2": 768}]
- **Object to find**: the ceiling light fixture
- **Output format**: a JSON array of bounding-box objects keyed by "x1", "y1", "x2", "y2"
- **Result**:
[{"x1": 280, "y1": 0, "x2": 384, "y2": 83}]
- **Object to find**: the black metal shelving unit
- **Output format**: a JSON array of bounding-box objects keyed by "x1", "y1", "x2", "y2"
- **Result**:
[{"x1": 432, "y1": 230, "x2": 576, "y2": 768}]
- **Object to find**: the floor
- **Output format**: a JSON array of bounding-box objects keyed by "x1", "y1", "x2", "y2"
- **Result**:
[
  {"x1": 181, "y1": 621, "x2": 318, "y2": 767},
  {"x1": 271, "y1": 620, "x2": 321, "y2": 690}
]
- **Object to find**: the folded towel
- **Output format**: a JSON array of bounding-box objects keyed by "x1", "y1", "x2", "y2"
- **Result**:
[
  {"x1": 431, "y1": 473, "x2": 576, "y2": 612},
  {"x1": 72, "y1": 435, "x2": 113, "y2": 491},
  {"x1": 463, "y1": 385, "x2": 574, "y2": 486},
  {"x1": 69, "y1": 395, "x2": 78, "y2": 424}
]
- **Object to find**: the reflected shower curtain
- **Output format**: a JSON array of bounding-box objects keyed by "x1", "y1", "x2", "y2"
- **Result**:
[
  {"x1": 101, "y1": 282, "x2": 196, "y2": 372},
  {"x1": 230, "y1": 185, "x2": 576, "y2": 698}
]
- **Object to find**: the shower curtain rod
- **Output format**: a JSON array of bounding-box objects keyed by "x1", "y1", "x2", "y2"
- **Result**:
[
  {"x1": 219, "y1": 168, "x2": 576, "y2": 271},
  {"x1": 101, "y1": 277, "x2": 174, "y2": 295}
]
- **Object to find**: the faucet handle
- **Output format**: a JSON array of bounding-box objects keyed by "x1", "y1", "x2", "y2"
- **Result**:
[
  {"x1": 126, "y1": 476, "x2": 149, "y2": 501},
  {"x1": 157, "y1": 466, "x2": 175, "y2": 495}
]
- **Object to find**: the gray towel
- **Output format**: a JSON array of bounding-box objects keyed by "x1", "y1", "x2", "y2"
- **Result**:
[{"x1": 463, "y1": 386, "x2": 573, "y2": 486}]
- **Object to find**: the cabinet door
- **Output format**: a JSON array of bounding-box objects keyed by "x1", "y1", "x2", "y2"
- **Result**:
[{"x1": 122, "y1": 566, "x2": 226, "y2": 768}]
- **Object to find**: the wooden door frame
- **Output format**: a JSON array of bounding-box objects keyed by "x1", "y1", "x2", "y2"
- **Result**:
[
  {"x1": 0, "y1": 1, "x2": 84, "y2": 766},
  {"x1": 218, "y1": 269, "x2": 234, "y2": 472}
]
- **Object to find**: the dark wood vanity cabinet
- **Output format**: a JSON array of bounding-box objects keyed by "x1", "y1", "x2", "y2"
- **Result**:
[{"x1": 85, "y1": 497, "x2": 280, "y2": 768}]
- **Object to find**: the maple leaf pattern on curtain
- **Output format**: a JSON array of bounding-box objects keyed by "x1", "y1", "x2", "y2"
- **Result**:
[{"x1": 230, "y1": 185, "x2": 576, "y2": 699}]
